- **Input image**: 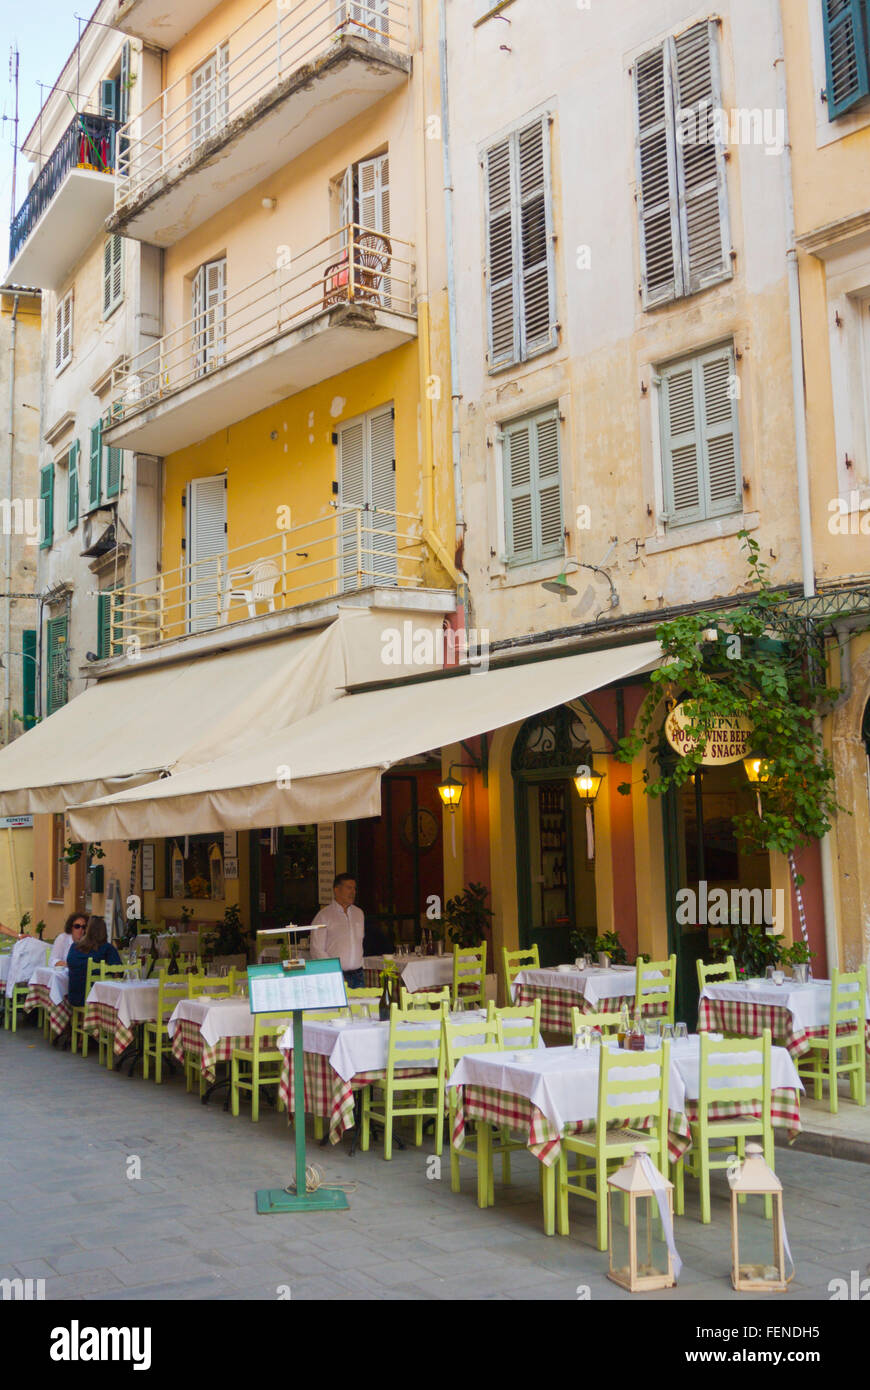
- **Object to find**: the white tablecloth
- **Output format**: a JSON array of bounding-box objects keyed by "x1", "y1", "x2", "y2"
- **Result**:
[
  {"x1": 512, "y1": 965, "x2": 637, "y2": 1009},
  {"x1": 279, "y1": 1009, "x2": 489, "y2": 1083},
  {"x1": 86, "y1": 978, "x2": 185, "y2": 1026},
  {"x1": 666, "y1": 1034, "x2": 801, "y2": 1098},
  {"x1": 364, "y1": 954, "x2": 454, "y2": 993},
  {"x1": 166, "y1": 995, "x2": 276, "y2": 1048},
  {"x1": 700, "y1": 979, "x2": 870, "y2": 1034},
  {"x1": 4, "y1": 938, "x2": 49, "y2": 994},
  {"x1": 0, "y1": 953, "x2": 11, "y2": 986},
  {"x1": 31, "y1": 964, "x2": 70, "y2": 1006}
]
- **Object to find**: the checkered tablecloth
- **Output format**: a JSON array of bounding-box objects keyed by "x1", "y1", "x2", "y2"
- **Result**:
[
  {"x1": 278, "y1": 1052, "x2": 432, "y2": 1144},
  {"x1": 514, "y1": 983, "x2": 666, "y2": 1036},
  {"x1": 83, "y1": 999, "x2": 133, "y2": 1055},
  {"x1": 170, "y1": 1015, "x2": 253, "y2": 1082},
  {"x1": 23, "y1": 981, "x2": 71, "y2": 1038},
  {"x1": 697, "y1": 996, "x2": 870, "y2": 1062}
]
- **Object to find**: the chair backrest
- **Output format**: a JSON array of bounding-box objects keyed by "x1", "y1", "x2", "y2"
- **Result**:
[
  {"x1": 386, "y1": 1003, "x2": 445, "y2": 1078},
  {"x1": 830, "y1": 965, "x2": 867, "y2": 1037},
  {"x1": 442, "y1": 1014, "x2": 501, "y2": 1075},
  {"x1": 400, "y1": 986, "x2": 450, "y2": 1011},
  {"x1": 698, "y1": 1028, "x2": 771, "y2": 1120},
  {"x1": 570, "y1": 1005, "x2": 622, "y2": 1038},
  {"x1": 85, "y1": 956, "x2": 100, "y2": 999},
  {"x1": 697, "y1": 957, "x2": 737, "y2": 991},
  {"x1": 453, "y1": 945, "x2": 487, "y2": 1003},
  {"x1": 301, "y1": 1008, "x2": 349, "y2": 1021},
  {"x1": 635, "y1": 955, "x2": 677, "y2": 1023},
  {"x1": 487, "y1": 999, "x2": 541, "y2": 1049},
  {"x1": 253, "y1": 1011, "x2": 292, "y2": 1049},
  {"x1": 598, "y1": 1039, "x2": 670, "y2": 1137},
  {"x1": 99, "y1": 963, "x2": 131, "y2": 981},
  {"x1": 156, "y1": 971, "x2": 185, "y2": 1018},
  {"x1": 187, "y1": 973, "x2": 233, "y2": 998},
  {"x1": 347, "y1": 987, "x2": 382, "y2": 1017},
  {"x1": 502, "y1": 945, "x2": 540, "y2": 999},
  {"x1": 178, "y1": 954, "x2": 203, "y2": 975}
]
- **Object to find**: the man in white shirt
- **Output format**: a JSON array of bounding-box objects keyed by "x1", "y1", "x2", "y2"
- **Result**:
[{"x1": 310, "y1": 874, "x2": 365, "y2": 987}]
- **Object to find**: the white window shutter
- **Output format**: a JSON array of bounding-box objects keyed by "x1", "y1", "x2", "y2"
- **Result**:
[
  {"x1": 504, "y1": 421, "x2": 534, "y2": 561},
  {"x1": 368, "y1": 405, "x2": 397, "y2": 582},
  {"x1": 485, "y1": 138, "x2": 518, "y2": 368},
  {"x1": 357, "y1": 154, "x2": 390, "y2": 234},
  {"x1": 518, "y1": 119, "x2": 556, "y2": 357},
  {"x1": 112, "y1": 235, "x2": 123, "y2": 305},
  {"x1": 193, "y1": 259, "x2": 226, "y2": 374},
  {"x1": 339, "y1": 164, "x2": 353, "y2": 247},
  {"x1": 535, "y1": 412, "x2": 563, "y2": 554},
  {"x1": 187, "y1": 475, "x2": 227, "y2": 633},
  {"x1": 700, "y1": 349, "x2": 741, "y2": 515},
  {"x1": 672, "y1": 22, "x2": 731, "y2": 295},
  {"x1": 63, "y1": 293, "x2": 72, "y2": 363},
  {"x1": 662, "y1": 363, "x2": 702, "y2": 523},
  {"x1": 55, "y1": 301, "x2": 63, "y2": 371},
  {"x1": 119, "y1": 41, "x2": 131, "y2": 125},
  {"x1": 103, "y1": 239, "x2": 113, "y2": 315},
  {"x1": 346, "y1": 1, "x2": 390, "y2": 45},
  {"x1": 634, "y1": 43, "x2": 681, "y2": 307},
  {"x1": 191, "y1": 47, "x2": 227, "y2": 146},
  {"x1": 339, "y1": 419, "x2": 367, "y2": 591}
]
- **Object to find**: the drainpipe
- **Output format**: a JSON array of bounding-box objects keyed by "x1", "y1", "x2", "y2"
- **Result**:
[
  {"x1": 4, "y1": 292, "x2": 19, "y2": 745},
  {"x1": 438, "y1": 0, "x2": 468, "y2": 619}
]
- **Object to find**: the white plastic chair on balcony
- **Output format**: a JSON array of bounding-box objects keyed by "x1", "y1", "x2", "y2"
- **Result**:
[{"x1": 220, "y1": 559, "x2": 280, "y2": 623}]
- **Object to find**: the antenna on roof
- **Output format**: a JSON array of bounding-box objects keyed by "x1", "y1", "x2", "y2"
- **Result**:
[{"x1": 9, "y1": 46, "x2": 19, "y2": 223}]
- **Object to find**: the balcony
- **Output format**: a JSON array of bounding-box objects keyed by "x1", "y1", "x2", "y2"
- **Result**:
[
  {"x1": 6, "y1": 113, "x2": 118, "y2": 290},
  {"x1": 110, "y1": 0, "x2": 411, "y2": 247},
  {"x1": 103, "y1": 223, "x2": 416, "y2": 454},
  {"x1": 114, "y1": 0, "x2": 228, "y2": 48},
  {"x1": 104, "y1": 506, "x2": 455, "y2": 661}
]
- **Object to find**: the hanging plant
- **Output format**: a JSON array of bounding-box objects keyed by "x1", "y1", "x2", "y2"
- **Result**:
[
  {"x1": 616, "y1": 533, "x2": 843, "y2": 860},
  {"x1": 87, "y1": 842, "x2": 106, "y2": 860},
  {"x1": 63, "y1": 841, "x2": 84, "y2": 865}
]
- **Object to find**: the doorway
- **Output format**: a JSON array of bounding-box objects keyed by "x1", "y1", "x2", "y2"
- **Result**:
[{"x1": 353, "y1": 769, "x2": 443, "y2": 948}]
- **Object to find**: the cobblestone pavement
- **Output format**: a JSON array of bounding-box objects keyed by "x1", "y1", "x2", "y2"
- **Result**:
[{"x1": 1, "y1": 1022, "x2": 869, "y2": 1302}]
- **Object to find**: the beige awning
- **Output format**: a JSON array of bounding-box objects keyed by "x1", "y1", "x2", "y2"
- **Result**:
[
  {"x1": 68, "y1": 639, "x2": 662, "y2": 839},
  {"x1": 0, "y1": 611, "x2": 371, "y2": 815}
]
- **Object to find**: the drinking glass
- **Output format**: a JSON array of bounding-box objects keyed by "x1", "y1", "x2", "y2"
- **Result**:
[
  {"x1": 674, "y1": 1022, "x2": 688, "y2": 1040},
  {"x1": 765, "y1": 965, "x2": 776, "y2": 981},
  {"x1": 660, "y1": 1022, "x2": 675, "y2": 1042},
  {"x1": 574, "y1": 1026, "x2": 591, "y2": 1051},
  {"x1": 588, "y1": 1030, "x2": 602, "y2": 1053}
]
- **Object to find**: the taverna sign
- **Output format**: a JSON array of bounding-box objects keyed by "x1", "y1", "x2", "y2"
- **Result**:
[{"x1": 664, "y1": 703, "x2": 753, "y2": 765}]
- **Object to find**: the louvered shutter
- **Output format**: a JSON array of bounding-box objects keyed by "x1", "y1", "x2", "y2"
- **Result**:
[
  {"x1": 357, "y1": 154, "x2": 391, "y2": 305},
  {"x1": 102, "y1": 235, "x2": 123, "y2": 315},
  {"x1": 67, "y1": 440, "x2": 79, "y2": 529},
  {"x1": 46, "y1": 616, "x2": 68, "y2": 715},
  {"x1": 339, "y1": 165, "x2": 353, "y2": 251},
  {"x1": 517, "y1": 119, "x2": 556, "y2": 356},
  {"x1": 106, "y1": 445, "x2": 123, "y2": 499},
  {"x1": 485, "y1": 138, "x2": 518, "y2": 367},
  {"x1": 661, "y1": 363, "x2": 702, "y2": 523},
  {"x1": 700, "y1": 348, "x2": 741, "y2": 516},
  {"x1": 119, "y1": 41, "x2": 130, "y2": 124},
  {"x1": 535, "y1": 411, "x2": 563, "y2": 555},
  {"x1": 55, "y1": 292, "x2": 72, "y2": 371},
  {"x1": 368, "y1": 405, "x2": 397, "y2": 582},
  {"x1": 55, "y1": 301, "x2": 64, "y2": 371},
  {"x1": 98, "y1": 592, "x2": 111, "y2": 660},
  {"x1": 634, "y1": 44, "x2": 681, "y2": 306},
  {"x1": 504, "y1": 421, "x2": 534, "y2": 563},
  {"x1": 103, "y1": 239, "x2": 113, "y2": 315},
  {"x1": 193, "y1": 259, "x2": 226, "y2": 374},
  {"x1": 39, "y1": 465, "x2": 54, "y2": 549},
  {"x1": 824, "y1": 0, "x2": 870, "y2": 117},
  {"x1": 192, "y1": 53, "x2": 216, "y2": 145},
  {"x1": 347, "y1": 1, "x2": 390, "y2": 45},
  {"x1": 187, "y1": 475, "x2": 227, "y2": 633},
  {"x1": 22, "y1": 629, "x2": 36, "y2": 729},
  {"x1": 89, "y1": 422, "x2": 102, "y2": 508},
  {"x1": 672, "y1": 23, "x2": 730, "y2": 295},
  {"x1": 338, "y1": 418, "x2": 366, "y2": 591}
]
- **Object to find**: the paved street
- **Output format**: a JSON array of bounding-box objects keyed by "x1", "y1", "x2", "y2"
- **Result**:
[{"x1": 1, "y1": 1020, "x2": 868, "y2": 1302}]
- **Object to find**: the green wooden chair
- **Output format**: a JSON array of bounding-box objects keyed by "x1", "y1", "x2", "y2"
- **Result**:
[
  {"x1": 502, "y1": 945, "x2": 540, "y2": 1003},
  {"x1": 231, "y1": 1012, "x2": 291, "y2": 1121},
  {"x1": 635, "y1": 954, "x2": 676, "y2": 1025},
  {"x1": 452, "y1": 945, "x2": 487, "y2": 1011},
  {"x1": 487, "y1": 999, "x2": 541, "y2": 1050},
  {"x1": 697, "y1": 957, "x2": 737, "y2": 992},
  {"x1": 361, "y1": 1004, "x2": 446, "y2": 1160},
  {"x1": 400, "y1": 986, "x2": 451, "y2": 1011},
  {"x1": 554, "y1": 1040, "x2": 672, "y2": 1248},
  {"x1": 142, "y1": 971, "x2": 183, "y2": 1084},
  {"x1": 797, "y1": 967, "x2": 867, "y2": 1114},
  {"x1": 187, "y1": 972, "x2": 235, "y2": 998},
  {"x1": 347, "y1": 987, "x2": 382, "y2": 1017},
  {"x1": 4, "y1": 944, "x2": 50, "y2": 1032},
  {"x1": 70, "y1": 957, "x2": 101, "y2": 1058},
  {"x1": 675, "y1": 1028, "x2": 773, "y2": 1224},
  {"x1": 97, "y1": 962, "x2": 135, "y2": 1066},
  {"x1": 570, "y1": 1005, "x2": 622, "y2": 1038},
  {"x1": 442, "y1": 1014, "x2": 503, "y2": 1205}
]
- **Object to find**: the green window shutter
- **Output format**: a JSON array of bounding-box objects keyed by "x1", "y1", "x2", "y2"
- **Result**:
[
  {"x1": 46, "y1": 616, "x2": 68, "y2": 716},
  {"x1": 503, "y1": 408, "x2": 563, "y2": 565},
  {"x1": 672, "y1": 22, "x2": 731, "y2": 296},
  {"x1": 661, "y1": 346, "x2": 740, "y2": 526},
  {"x1": 67, "y1": 440, "x2": 79, "y2": 529},
  {"x1": 634, "y1": 42, "x2": 681, "y2": 307},
  {"x1": 823, "y1": 0, "x2": 870, "y2": 118},
  {"x1": 39, "y1": 465, "x2": 54, "y2": 549},
  {"x1": 103, "y1": 235, "x2": 123, "y2": 316},
  {"x1": 106, "y1": 446, "x2": 123, "y2": 499},
  {"x1": 661, "y1": 361, "x2": 703, "y2": 525},
  {"x1": 89, "y1": 422, "x2": 102, "y2": 509},
  {"x1": 534, "y1": 410, "x2": 564, "y2": 556},
  {"x1": 98, "y1": 586, "x2": 123, "y2": 660},
  {"x1": 504, "y1": 420, "x2": 534, "y2": 563},
  {"x1": 22, "y1": 629, "x2": 37, "y2": 729}
]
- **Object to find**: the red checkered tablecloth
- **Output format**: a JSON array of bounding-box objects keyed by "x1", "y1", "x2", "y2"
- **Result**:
[
  {"x1": 278, "y1": 1052, "x2": 432, "y2": 1144},
  {"x1": 169, "y1": 1015, "x2": 252, "y2": 1082},
  {"x1": 697, "y1": 996, "x2": 870, "y2": 1063},
  {"x1": 23, "y1": 982, "x2": 71, "y2": 1038},
  {"x1": 514, "y1": 984, "x2": 666, "y2": 1037},
  {"x1": 83, "y1": 1000, "x2": 132, "y2": 1056}
]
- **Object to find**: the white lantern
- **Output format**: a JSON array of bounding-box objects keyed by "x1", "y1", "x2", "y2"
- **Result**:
[
  {"x1": 607, "y1": 1148, "x2": 679, "y2": 1292},
  {"x1": 728, "y1": 1144, "x2": 792, "y2": 1292}
]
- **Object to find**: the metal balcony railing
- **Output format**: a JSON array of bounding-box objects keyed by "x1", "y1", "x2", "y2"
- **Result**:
[
  {"x1": 107, "y1": 223, "x2": 415, "y2": 426},
  {"x1": 115, "y1": 0, "x2": 410, "y2": 210},
  {"x1": 107, "y1": 505, "x2": 440, "y2": 651},
  {"x1": 9, "y1": 113, "x2": 119, "y2": 264}
]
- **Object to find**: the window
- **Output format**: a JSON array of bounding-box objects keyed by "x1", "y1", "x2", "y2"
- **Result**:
[
  {"x1": 633, "y1": 21, "x2": 731, "y2": 309},
  {"x1": 187, "y1": 474, "x2": 227, "y2": 634},
  {"x1": 823, "y1": 0, "x2": 870, "y2": 118},
  {"x1": 501, "y1": 405, "x2": 563, "y2": 566},
  {"x1": 46, "y1": 615, "x2": 69, "y2": 716},
  {"x1": 67, "y1": 440, "x2": 80, "y2": 529},
  {"x1": 192, "y1": 259, "x2": 226, "y2": 376},
  {"x1": 89, "y1": 423, "x2": 102, "y2": 509},
  {"x1": 106, "y1": 444, "x2": 123, "y2": 499},
  {"x1": 97, "y1": 586, "x2": 122, "y2": 660},
  {"x1": 103, "y1": 235, "x2": 124, "y2": 317},
  {"x1": 658, "y1": 344, "x2": 741, "y2": 527},
  {"x1": 86, "y1": 424, "x2": 123, "y2": 509},
  {"x1": 191, "y1": 44, "x2": 229, "y2": 148},
  {"x1": 22, "y1": 629, "x2": 37, "y2": 730},
  {"x1": 484, "y1": 115, "x2": 557, "y2": 369},
  {"x1": 336, "y1": 154, "x2": 392, "y2": 306},
  {"x1": 51, "y1": 813, "x2": 67, "y2": 900},
  {"x1": 39, "y1": 465, "x2": 54, "y2": 550},
  {"x1": 55, "y1": 290, "x2": 73, "y2": 373},
  {"x1": 336, "y1": 403, "x2": 397, "y2": 588}
]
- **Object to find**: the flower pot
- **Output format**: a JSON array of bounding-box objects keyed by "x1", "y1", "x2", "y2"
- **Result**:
[
  {"x1": 597, "y1": 952, "x2": 611, "y2": 969},
  {"x1": 791, "y1": 963, "x2": 809, "y2": 984}
]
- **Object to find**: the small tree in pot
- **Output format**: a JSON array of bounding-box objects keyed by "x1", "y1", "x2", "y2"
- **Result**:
[
  {"x1": 443, "y1": 883, "x2": 493, "y2": 950},
  {"x1": 203, "y1": 902, "x2": 249, "y2": 965}
]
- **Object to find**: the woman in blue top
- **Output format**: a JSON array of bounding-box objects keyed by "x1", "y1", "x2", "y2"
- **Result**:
[{"x1": 67, "y1": 915, "x2": 122, "y2": 1007}]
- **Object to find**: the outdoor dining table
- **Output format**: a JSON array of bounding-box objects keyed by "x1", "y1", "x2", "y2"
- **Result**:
[
  {"x1": 277, "y1": 1009, "x2": 490, "y2": 1145},
  {"x1": 0, "y1": 951, "x2": 11, "y2": 997},
  {"x1": 23, "y1": 964, "x2": 71, "y2": 1038},
  {"x1": 698, "y1": 978, "x2": 870, "y2": 1062},
  {"x1": 511, "y1": 965, "x2": 639, "y2": 1035},
  {"x1": 447, "y1": 1034, "x2": 803, "y2": 1171},
  {"x1": 83, "y1": 978, "x2": 187, "y2": 1064},
  {"x1": 363, "y1": 954, "x2": 453, "y2": 993},
  {"x1": 166, "y1": 994, "x2": 268, "y2": 1104}
]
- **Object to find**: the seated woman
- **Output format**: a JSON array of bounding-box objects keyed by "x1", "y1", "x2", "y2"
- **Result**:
[
  {"x1": 49, "y1": 913, "x2": 87, "y2": 965},
  {"x1": 67, "y1": 915, "x2": 122, "y2": 1007}
]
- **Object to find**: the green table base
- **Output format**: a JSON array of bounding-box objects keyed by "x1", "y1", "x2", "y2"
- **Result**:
[{"x1": 256, "y1": 1186, "x2": 349, "y2": 1214}]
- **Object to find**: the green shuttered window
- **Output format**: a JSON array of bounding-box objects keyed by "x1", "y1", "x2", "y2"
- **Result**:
[
  {"x1": 823, "y1": 0, "x2": 870, "y2": 118},
  {"x1": 46, "y1": 616, "x2": 69, "y2": 716},
  {"x1": 22, "y1": 629, "x2": 37, "y2": 729},
  {"x1": 89, "y1": 422, "x2": 102, "y2": 509},
  {"x1": 39, "y1": 465, "x2": 54, "y2": 549},
  {"x1": 502, "y1": 406, "x2": 564, "y2": 565},
  {"x1": 67, "y1": 440, "x2": 79, "y2": 529},
  {"x1": 659, "y1": 344, "x2": 741, "y2": 527}
]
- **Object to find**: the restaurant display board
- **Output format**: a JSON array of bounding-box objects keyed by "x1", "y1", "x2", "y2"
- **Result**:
[{"x1": 249, "y1": 958, "x2": 349, "y2": 1215}]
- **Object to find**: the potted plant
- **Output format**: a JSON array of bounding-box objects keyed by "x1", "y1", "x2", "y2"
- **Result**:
[
  {"x1": 442, "y1": 882, "x2": 494, "y2": 949},
  {"x1": 203, "y1": 902, "x2": 248, "y2": 963},
  {"x1": 62, "y1": 841, "x2": 83, "y2": 865},
  {"x1": 35, "y1": 920, "x2": 46, "y2": 940},
  {"x1": 713, "y1": 924, "x2": 783, "y2": 980},
  {"x1": 18, "y1": 911, "x2": 31, "y2": 936},
  {"x1": 569, "y1": 927, "x2": 596, "y2": 963},
  {"x1": 780, "y1": 940, "x2": 814, "y2": 984},
  {"x1": 594, "y1": 930, "x2": 627, "y2": 968}
]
